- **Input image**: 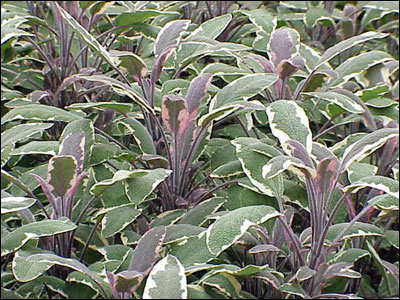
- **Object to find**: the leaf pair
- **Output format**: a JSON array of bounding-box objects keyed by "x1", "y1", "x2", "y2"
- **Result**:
[
  {"x1": 31, "y1": 131, "x2": 87, "y2": 219},
  {"x1": 161, "y1": 73, "x2": 213, "y2": 139}
]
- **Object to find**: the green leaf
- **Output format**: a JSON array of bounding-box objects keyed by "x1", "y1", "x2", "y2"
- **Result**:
[
  {"x1": 326, "y1": 222, "x2": 383, "y2": 243},
  {"x1": 1, "y1": 219, "x2": 77, "y2": 256},
  {"x1": 1, "y1": 104, "x2": 83, "y2": 124},
  {"x1": 101, "y1": 204, "x2": 141, "y2": 238},
  {"x1": 201, "y1": 273, "x2": 241, "y2": 299},
  {"x1": 143, "y1": 255, "x2": 187, "y2": 299},
  {"x1": 110, "y1": 50, "x2": 148, "y2": 80},
  {"x1": 304, "y1": 7, "x2": 333, "y2": 28},
  {"x1": 347, "y1": 162, "x2": 378, "y2": 183},
  {"x1": 314, "y1": 31, "x2": 389, "y2": 70},
  {"x1": 11, "y1": 141, "x2": 59, "y2": 156},
  {"x1": 210, "y1": 74, "x2": 278, "y2": 110},
  {"x1": 178, "y1": 197, "x2": 225, "y2": 226},
  {"x1": 1, "y1": 196, "x2": 35, "y2": 214},
  {"x1": 118, "y1": 117, "x2": 156, "y2": 155},
  {"x1": 330, "y1": 51, "x2": 393, "y2": 87},
  {"x1": 343, "y1": 175, "x2": 399, "y2": 198},
  {"x1": 340, "y1": 128, "x2": 398, "y2": 172},
  {"x1": 150, "y1": 210, "x2": 186, "y2": 227},
  {"x1": 79, "y1": 75, "x2": 154, "y2": 113},
  {"x1": 206, "y1": 205, "x2": 281, "y2": 256},
  {"x1": 114, "y1": 10, "x2": 179, "y2": 31},
  {"x1": 164, "y1": 224, "x2": 206, "y2": 245},
  {"x1": 302, "y1": 92, "x2": 364, "y2": 114},
  {"x1": 1, "y1": 123, "x2": 53, "y2": 150},
  {"x1": 55, "y1": 3, "x2": 118, "y2": 68},
  {"x1": 368, "y1": 194, "x2": 399, "y2": 212},
  {"x1": 169, "y1": 232, "x2": 215, "y2": 267},
  {"x1": 296, "y1": 266, "x2": 316, "y2": 282},
  {"x1": 67, "y1": 102, "x2": 133, "y2": 114},
  {"x1": 154, "y1": 20, "x2": 190, "y2": 57},
  {"x1": 279, "y1": 283, "x2": 308, "y2": 298},
  {"x1": 124, "y1": 168, "x2": 172, "y2": 205},
  {"x1": 90, "y1": 169, "x2": 171, "y2": 204}
]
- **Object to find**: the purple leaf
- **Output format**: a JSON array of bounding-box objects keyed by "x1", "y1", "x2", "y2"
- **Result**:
[
  {"x1": 316, "y1": 157, "x2": 339, "y2": 195},
  {"x1": 286, "y1": 140, "x2": 314, "y2": 168},
  {"x1": 186, "y1": 73, "x2": 213, "y2": 118},
  {"x1": 161, "y1": 95, "x2": 189, "y2": 138},
  {"x1": 151, "y1": 46, "x2": 175, "y2": 85},
  {"x1": 128, "y1": 226, "x2": 166, "y2": 275},
  {"x1": 30, "y1": 173, "x2": 58, "y2": 217},
  {"x1": 114, "y1": 270, "x2": 144, "y2": 294},
  {"x1": 269, "y1": 28, "x2": 294, "y2": 67},
  {"x1": 277, "y1": 56, "x2": 305, "y2": 79}
]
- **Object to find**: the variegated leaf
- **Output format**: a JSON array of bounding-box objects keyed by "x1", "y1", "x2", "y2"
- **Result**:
[
  {"x1": 169, "y1": 232, "x2": 215, "y2": 267},
  {"x1": 1, "y1": 104, "x2": 83, "y2": 124},
  {"x1": 67, "y1": 102, "x2": 133, "y2": 114},
  {"x1": 268, "y1": 28, "x2": 295, "y2": 67},
  {"x1": 1, "y1": 196, "x2": 35, "y2": 214},
  {"x1": 340, "y1": 128, "x2": 399, "y2": 172},
  {"x1": 154, "y1": 20, "x2": 190, "y2": 57},
  {"x1": 232, "y1": 138, "x2": 283, "y2": 197},
  {"x1": 27, "y1": 253, "x2": 110, "y2": 298},
  {"x1": 55, "y1": 3, "x2": 117, "y2": 68},
  {"x1": 110, "y1": 50, "x2": 148, "y2": 81},
  {"x1": 186, "y1": 73, "x2": 213, "y2": 117},
  {"x1": 118, "y1": 117, "x2": 156, "y2": 155},
  {"x1": 206, "y1": 205, "x2": 281, "y2": 256},
  {"x1": 79, "y1": 75, "x2": 153, "y2": 113},
  {"x1": 266, "y1": 100, "x2": 312, "y2": 154},
  {"x1": 210, "y1": 74, "x2": 278, "y2": 110},
  {"x1": 178, "y1": 197, "x2": 225, "y2": 226},
  {"x1": 128, "y1": 226, "x2": 166, "y2": 275},
  {"x1": 11, "y1": 141, "x2": 59, "y2": 156},
  {"x1": 314, "y1": 31, "x2": 389, "y2": 70},
  {"x1": 143, "y1": 255, "x2": 187, "y2": 299},
  {"x1": 90, "y1": 169, "x2": 171, "y2": 204},
  {"x1": 330, "y1": 51, "x2": 393, "y2": 87},
  {"x1": 12, "y1": 247, "x2": 53, "y2": 282},
  {"x1": 199, "y1": 100, "x2": 265, "y2": 126},
  {"x1": 1, "y1": 219, "x2": 77, "y2": 256},
  {"x1": 262, "y1": 155, "x2": 316, "y2": 179},
  {"x1": 343, "y1": 176, "x2": 399, "y2": 198},
  {"x1": 302, "y1": 92, "x2": 364, "y2": 114},
  {"x1": 201, "y1": 273, "x2": 241, "y2": 299},
  {"x1": 101, "y1": 204, "x2": 141, "y2": 238},
  {"x1": 47, "y1": 156, "x2": 77, "y2": 198}
]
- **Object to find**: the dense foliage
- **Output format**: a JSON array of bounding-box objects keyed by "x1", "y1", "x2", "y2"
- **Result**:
[{"x1": 1, "y1": 1, "x2": 399, "y2": 299}]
